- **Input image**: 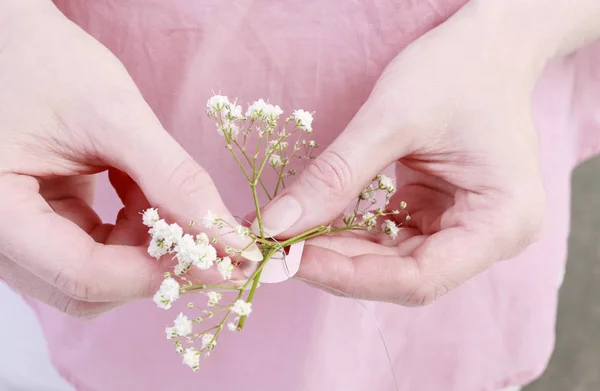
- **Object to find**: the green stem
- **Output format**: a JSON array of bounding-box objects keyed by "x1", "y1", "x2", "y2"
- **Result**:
[{"x1": 234, "y1": 140, "x2": 272, "y2": 200}]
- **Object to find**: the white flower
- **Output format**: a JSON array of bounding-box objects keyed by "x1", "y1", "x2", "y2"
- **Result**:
[
  {"x1": 378, "y1": 175, "x2": 395, "y2": 193},
  {"x1": 217, "y1": 119, "x2": 240, "y2": 138},
  {"x1": 196, "y1": 232, "x2": 210, "y2": 245},
  {"x1": 362, "y1": 212, "x2": 376, "y2": 229},
  {"x1": 293, "y1": 109, "x2": 313, "y2": 133},
  {"x1": 202, "y1": 211, "x2": 218, "y2": 229},
  {"x1": 175, "y1": 234, "x2": 198, "y2": 266},
  {"x1": 149, "y1": 219, "x2": 169, "y2": 238},
  {"x1": 343, "y1": 212, "x2": 356, "y2": 226},
  {"x1": 382, "y1": 219, "x2": 399, "y2": 239},
  {"x1": 147, "y1": 239, "x2": 167, "y2": 259},
  {"x1": 201, "y1": 333, "x2": 216, "y2": 350},
  {"x1": 308, "y1": 140, "x2": 317, "y2": 148},
  {"x1": 173, "y1": 263, "x2": 187, "y2": 276},
  {"x1": 269, "y1": 154, "x2": 283, "y2": 168},
  {"x1": 231, "y1": 299, "x2": 252, "y2": 316},
  {"x1": 149, "y1": 220, "x2": 182, "y2": 251},
  {"x1": 173, "y1": 313, "x2": 193, "y2": 337},
  {"x1": 206, "y1": 95, "x2": 230, "y2": 114},
  {"x1": 227, "y1": 322, "x2": 238, "y2": 331},
  {"x1": 206, "y1": 291, "x2": 222, "y2": 307},
  {"x1": 182, "y1": 348, "x2": 200, "y2": 371},
  {"x1": 359, "y1": 185, "x2": 377, "y2": 203},
  {"x1": 234, "y1": 225, "x2": 250, "y2": 239},
  {"x1": 142, "y1": 208, "x2": 160, "y2": 227},
  {"x1": 195, "y1": 244, "x2": 217, "y2": 270},
  {"x1": 228, "y1": 103, "x2": 243, "y2": 120},
  {"x1": 246, "y1": 99, "x2": 283, "y2": 121},
  {"x1": 153, "y1": 277, "x2": 180, "y2": 310},
  {"x1": 217, "y1": 257, "x2": 234, "y2": 280},
  {"x1": 165, "y1": 326, "x2": 177, "y2": 340}
]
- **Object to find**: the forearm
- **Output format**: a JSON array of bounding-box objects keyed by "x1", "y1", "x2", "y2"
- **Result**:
[{"x1": 445, "y1": 0, "x2": 600, "y2": 82}]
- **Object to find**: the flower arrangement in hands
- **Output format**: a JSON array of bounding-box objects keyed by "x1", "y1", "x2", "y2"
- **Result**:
[{"x1": 143, "y1": 95, "x2": 411, "y2": 371}]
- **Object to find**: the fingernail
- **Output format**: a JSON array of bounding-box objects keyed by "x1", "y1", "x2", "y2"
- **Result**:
[
  {"x1": 241, "y1": 245, "x2": 263, "y2": 262},
  {"x1": 251, "y1": 195, "x2": 302, "y2": 237}
]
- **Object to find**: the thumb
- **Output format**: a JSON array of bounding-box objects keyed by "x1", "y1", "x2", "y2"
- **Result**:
[
  {"x1": 97, "y1": 115, "x2": 263, "y2": 262},
  {"x1": 256, "y1": 110, "x2": 403, "y2": 237}
]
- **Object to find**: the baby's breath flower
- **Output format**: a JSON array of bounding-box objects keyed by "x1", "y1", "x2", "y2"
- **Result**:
[
  {"x1": 227, "y1": 323, "x2": 238, "y2": 332},
  {"x1": 217, "y1": 257, "x2": 234, "y2": 280},
  {"x1": 174, "y1": 340, "x2": 184, "y2": 354},
  {"x1": 196, "y1": 245, "x2": 217, "y2": 270},
  {"x1": 206, "y1": 291, "x2": 222, "y2": 307},
  {"x1": 359, "y1": 185, "x2": 377, "y2": 203},
  {"x1": 153, "y1": 277, "x2": 180, "y2": 310},
  {"x1": 308, "y1": 140, "x2": 318, "y2": 148},
  {"x1": 147, "y1": 239, "x2": 167, "y2": 259},
  {"x1": 269, "y1": 154, "x2": 283, "y2": 168},
  {"x1": 183, "y1": 348, "x2": 200, "y2": 371},
  {"x1": 148, "y1": 220, "x2": 183, "y2": 253},
  {"x1": 392, "y1": 209, "x2": 400, "y2": 215},
  {"x1": 343, "y1": 212, "x2": 356, "y2": 226},
  {"x1": 201, "y1": 333, "x2": 216, "y2": 350},
  {"x1": 202, "y1": 211, "x2": 218, "y2": 229},
  {"x1": 234, "y1": 225, "x2": 250, "y2": 239},
  {"x1": 231, "y1": 299, "x2": 252, "y2": 316},
  {"x1": 217, "y1": 120, "x2": 240, "y2": 139},
  {"x1": 142, "y1": 208, "x2": 160, "y2": 227},
  {"x1": 206, "y1": 95, "x2": 230, "y2": 115},
  {"x1": 400, "y1": 201, "x2": 407, "y2": 209},
  {"x1": 173, "y1": 313, "x2": 193, "y2": 337},
  {"x1": 196, "y1": 232, "x2": 210, "y2": 245},
  {"x1": 293, "y1": 109, "x2": 313, "y2": 133},
  {"x1": 382, "y1": 219, "x2": 400, "y2": 239},
  {"x1": 165, "y1": 326, "x2": 177, "y2": 340},
  {"x1": 228, "y1": 103, "x2": 243, "y2": 120},
  {"x1": 378, "y1": 174, "x2": 395, "y2": 193},
  {"x1": 246, "y1": 99, "x2": 283, "y2": 122},
  {"x1": 361, "y1": 212, "x2": 377, "y2": 229},
  {"x1": 175, "y1": 234, "x2": 217, "y2": 271}
]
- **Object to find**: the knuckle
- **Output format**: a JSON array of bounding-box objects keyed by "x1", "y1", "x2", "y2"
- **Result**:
[
  {"x1": 53, "y1": 266, "x2": 97, "y2": 301},
  {"x1": 402, "y1": 283, "x2": 448, "y2": 307},
  {"x1": 303, "y1": 150, "x2": 353, "y2": 197},
  {"x1": 169, "y1": 158, "x2": 214, "y2": 200}
]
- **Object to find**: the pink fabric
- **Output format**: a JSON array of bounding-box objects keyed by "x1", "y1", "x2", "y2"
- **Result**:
[{"x1": 24, "y1": 1, "x2": 600, "y2": 390}]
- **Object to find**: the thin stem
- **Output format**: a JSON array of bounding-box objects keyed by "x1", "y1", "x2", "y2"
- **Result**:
[{"x1": 234, "y1": 140, "x2": 272, "y2": 200}]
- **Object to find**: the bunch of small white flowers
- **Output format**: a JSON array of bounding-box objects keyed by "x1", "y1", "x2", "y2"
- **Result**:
[
  {"x1": 145, "y1": 94, "x2": 410, "y2": 372},
  {"x1": 342, "y1": 174, "x2": 410, "y2": 239},
  {"x1": 143, "y1": 207, "x2": 258, "y2": 371},
  {"x1": 205, "y1": 95, "x2": 317, "y2": 200}
]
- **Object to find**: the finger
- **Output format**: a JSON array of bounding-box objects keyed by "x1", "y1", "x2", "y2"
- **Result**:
[
  {"x1": 1, "y1": 174, "x2": 168, "y2": 302},
  {"x1": 254, "y1": 100, "x2": 402, "y2": 237},
  {"x1": 0, "y1": 255, "x2": 118, "y2": 318},
  {"x1": 299, "y1": 203, "x2": 542, "y2": 305},
  {"x1": 94, "y1": 104, "x2": 262, "y2": 262}
]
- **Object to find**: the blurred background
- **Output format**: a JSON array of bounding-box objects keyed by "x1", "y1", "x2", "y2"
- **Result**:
[{"x1": 525, "y1": 156, "x2": 600, "y2": 391}]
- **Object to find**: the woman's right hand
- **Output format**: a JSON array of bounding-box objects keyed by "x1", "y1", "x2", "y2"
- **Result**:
[{"x1": 0, "y1": 1, "x2": 260, "y2": 317}]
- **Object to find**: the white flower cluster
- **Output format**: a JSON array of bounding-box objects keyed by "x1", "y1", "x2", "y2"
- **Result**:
[
  {"x1": 342, "y1": 174, "x2": 410, "y2": 239},
  {"x1": 206, "y1": 94, "x2": 314, "y2": 143},
  {"x1": 143, "y1": 208, "x2": 239, "y2": 311},
  {"x1": 143, "y1": 207, "x2": 258, "y2": 372}
]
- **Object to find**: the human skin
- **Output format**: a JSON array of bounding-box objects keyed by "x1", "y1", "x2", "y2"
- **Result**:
[
  {"x1": 257, "y1": 0, "x2": 600, "y2": 305},
  {"x1": 0, "y1": 0, "x2": 261, "y2": 318}
]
